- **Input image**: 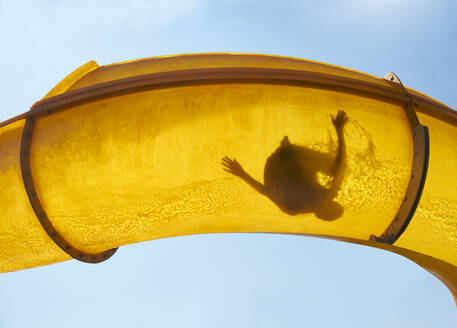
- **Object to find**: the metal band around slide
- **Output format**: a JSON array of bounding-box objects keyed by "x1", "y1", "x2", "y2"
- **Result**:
[
  {"x1": 20, "y1": 116, "x2": 118, "y2": 263},
  {"x1": 369, "y1": 72, "x2": 430, "y2": 244}
]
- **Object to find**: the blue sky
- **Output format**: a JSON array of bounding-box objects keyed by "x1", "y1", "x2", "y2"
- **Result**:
[{"x1": 0, "y1": 0, "x2": 456, "y2": 327}]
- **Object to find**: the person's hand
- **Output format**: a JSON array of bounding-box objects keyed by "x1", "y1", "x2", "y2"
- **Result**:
[
  {"x1": 331, "y1": 110, "x2": 348, "y2": 130},
  {"x1": 222, "y1": 157, "x2": 245, "y2": 177}
]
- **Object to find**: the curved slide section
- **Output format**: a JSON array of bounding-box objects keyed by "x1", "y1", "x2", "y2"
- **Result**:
[{"x1": 1, "y1": 54, "x2": 456, "y2": 299}]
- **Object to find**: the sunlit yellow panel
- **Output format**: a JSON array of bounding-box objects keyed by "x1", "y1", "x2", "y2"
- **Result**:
[
  {"x1": 43, "y1": 60, "x2": 98, "y2": 99},
  {"x1": 0, "y1": 120, "x2": 69, "y2": 272},
  {"x1": 397, "y1": 110, "x2": 457, "y2": 266},
  {"x1": 67, "y1": 54, "x2": 388, "y2": 93}
]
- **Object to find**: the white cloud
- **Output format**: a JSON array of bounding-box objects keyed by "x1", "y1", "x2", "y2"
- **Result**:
[
  {"x1": 0, "y1": 0, "x2": 203, "y2": 38},
  {"x1": 305, "y1": 0, "x2": 436, "y2": 28},
  {"x1": 53, "y1": 0, "x2": 203, "y2": 29}
]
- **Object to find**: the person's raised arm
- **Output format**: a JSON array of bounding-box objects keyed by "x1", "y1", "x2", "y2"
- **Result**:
[
  {"x1": 327, "y1": 110, "x2": 348, "y2": 200},
  {"x1": 221, "y1": 157, "x2": 268, "y2": 196}
]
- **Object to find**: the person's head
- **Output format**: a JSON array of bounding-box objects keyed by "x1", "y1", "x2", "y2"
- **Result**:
[
  {"x1": 315, "y1": 201, "x2": 344, "y2": 221},
  {"x1": 280, "y1": 135, "x2": 290, "y2": 146}
]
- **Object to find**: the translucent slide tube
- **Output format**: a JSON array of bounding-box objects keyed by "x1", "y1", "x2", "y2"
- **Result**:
[{"x1": 1, "y1": 54, "x2": 456, "y2": 300}]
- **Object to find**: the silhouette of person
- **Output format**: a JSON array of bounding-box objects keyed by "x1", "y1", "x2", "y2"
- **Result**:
[{"x1": 222, "y1": 110, "x2": 348, "y2": 220}]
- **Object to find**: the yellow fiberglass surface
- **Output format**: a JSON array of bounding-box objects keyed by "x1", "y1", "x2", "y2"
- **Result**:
[{"x1": 0, "y1": 54, "x2": 456, "y2": 299}]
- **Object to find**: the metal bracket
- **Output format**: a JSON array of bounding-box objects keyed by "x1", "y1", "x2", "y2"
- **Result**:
[
  {"x1": 384, "y1": 72, "x2": 402, "y2": 84},
  {"x1": 369, "y1": 72, "x2": 430, "y2": 244},
  {"x1": 20, "y1": 116, "x2": 118, "y2": 263}
]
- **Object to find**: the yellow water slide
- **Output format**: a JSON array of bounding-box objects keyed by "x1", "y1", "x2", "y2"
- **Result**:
[{"x1": 1, "y1": 54, "x2": 456, "y2": 298}]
